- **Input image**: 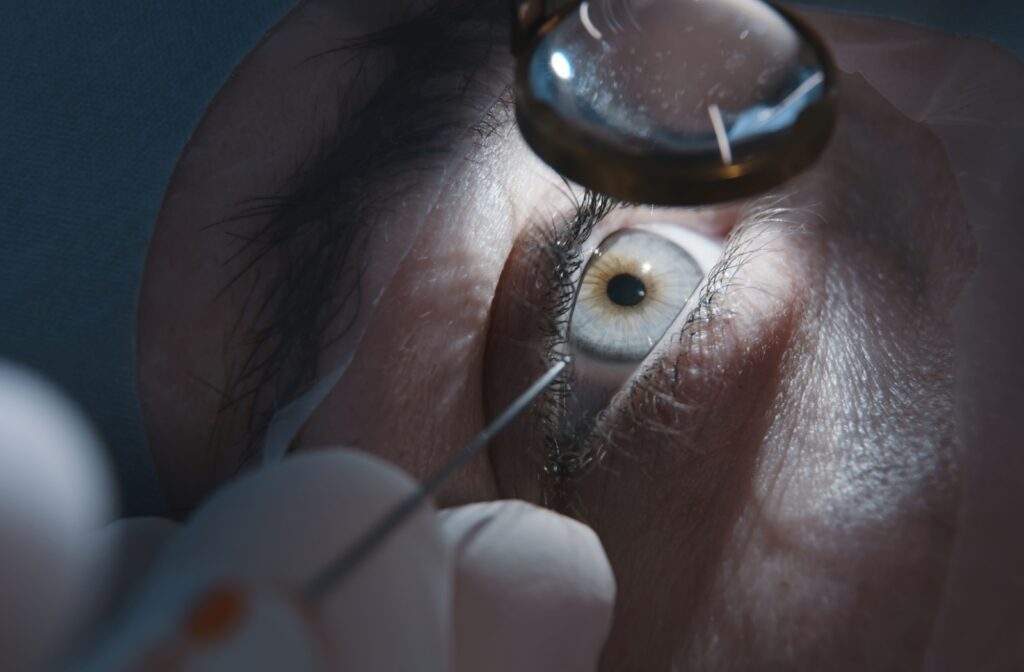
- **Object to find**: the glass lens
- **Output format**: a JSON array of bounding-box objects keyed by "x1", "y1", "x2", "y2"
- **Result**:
[{"x1": 523, "y1": 0, "x2": 832, "y2": 172}]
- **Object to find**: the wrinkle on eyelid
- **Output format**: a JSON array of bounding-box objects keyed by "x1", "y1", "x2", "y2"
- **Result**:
[{"x1": 581, "y1": 199, "x2": 808, "y2": 470}]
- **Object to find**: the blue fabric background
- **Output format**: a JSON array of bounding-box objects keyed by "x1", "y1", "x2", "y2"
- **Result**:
[
  {"x1": 0, "y1": 1, "x2": 298, "y2": 513},
  {"x1": 0, "y1": 0, "x2": 1019, "y2": 515}
]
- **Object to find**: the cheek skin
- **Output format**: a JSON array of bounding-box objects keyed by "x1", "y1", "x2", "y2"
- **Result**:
[
  {"x1": 558, "y1": 72, "x2": 972, "y2": 671},
  {"x1": 696, "y1": 77, "x2": 967, "y2": 670},
  {"x1": 578, "y1": 311, "x2": 799, "y2": 670}
]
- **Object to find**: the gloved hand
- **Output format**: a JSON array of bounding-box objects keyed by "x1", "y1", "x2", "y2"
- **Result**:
[
  {"x1": 0, "y1": 363, "x2": 616, "y2": 672},
  {"x1": 0, "y1": 362, "x2": 114, "y2": 672}
]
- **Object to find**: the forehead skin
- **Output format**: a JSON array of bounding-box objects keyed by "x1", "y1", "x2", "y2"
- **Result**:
[{"x1": 137, "y1": 1, "x2": 1024, "y2": 669}]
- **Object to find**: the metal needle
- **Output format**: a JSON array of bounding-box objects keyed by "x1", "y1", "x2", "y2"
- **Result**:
[{"x1": 305, "y1": 357, "x2": 569, "y2": 600}]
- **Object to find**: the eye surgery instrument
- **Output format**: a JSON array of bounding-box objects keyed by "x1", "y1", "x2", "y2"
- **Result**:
[
  {"x1": 510, "y1": 0, "x2": 838, "y2": 205},
  {"x1": 304, "y1": 358, "x2": 569, "y2": 598},
  {"x1": 77, "y1": 360, "x2": 569, "y2": 671}
]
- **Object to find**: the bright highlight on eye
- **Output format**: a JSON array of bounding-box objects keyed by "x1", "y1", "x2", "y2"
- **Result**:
[
  {"x1": 549, "y1": 51, "x2": 573, "y2": 80},
  {"x1": 569, "y1": 229, "x2": 704, "y2": 362}
]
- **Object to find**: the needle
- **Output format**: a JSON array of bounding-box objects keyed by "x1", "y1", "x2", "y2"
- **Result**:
[{"x1": 304, "y1": 358, "x2": 569, "y2": 600}]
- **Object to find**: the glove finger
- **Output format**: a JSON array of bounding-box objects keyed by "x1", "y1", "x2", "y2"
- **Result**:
[
  {"x1": 439, "y1": 501, "x2": 615, "y2": 672},
  {"x1": 91, "y1": 517, "x2": 179, "y2": 624},
  {"x1": 83, "y1": 449, "x2": 451, "y2": 672},
  {"x1": 0, "y1": 362, "x2": 114, "y2": 671}
]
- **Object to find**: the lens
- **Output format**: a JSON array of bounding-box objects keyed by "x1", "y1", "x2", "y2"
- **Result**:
[{"x1": 516, "y1": 0, "x2": 837, "y2": 204}]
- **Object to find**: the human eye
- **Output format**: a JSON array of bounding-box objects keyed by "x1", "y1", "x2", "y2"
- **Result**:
[
  {"x1": 558, "y1": 216, "x2": 725, "y2": 441},
  {"x1": 569, "y1": 226, "x2": 720, "y2": 365},
  {"x1": 483, "y1": 192, "x2": 733, "y2": 496}
]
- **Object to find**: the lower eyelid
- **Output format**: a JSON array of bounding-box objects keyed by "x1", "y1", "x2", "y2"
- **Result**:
[
  {"x1": 604, "y1": 204, "x2": 808, "y2": 428},
  {"x1": 560, "y1": 219, "x2": 730, "y2": 443},
  {"x1": 485, "y1": 204, "x2": 740, "y2": 490}
]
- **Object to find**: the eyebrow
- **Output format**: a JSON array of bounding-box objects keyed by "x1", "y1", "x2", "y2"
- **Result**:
[{"x1": 214, "y1": 0, "x2": 515, "y2": 462}]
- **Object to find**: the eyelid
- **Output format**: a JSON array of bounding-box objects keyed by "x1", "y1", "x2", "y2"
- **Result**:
[{"x1": 604, "y1": 203, "x2": 806, "y2": 432}]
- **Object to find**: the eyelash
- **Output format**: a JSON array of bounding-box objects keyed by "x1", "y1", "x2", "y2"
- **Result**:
[
  {"x1": 534, "y1": 193, "x2": 741, "y2": 499},
  {"x1": 532, "y1": 189, "x2": 616, "y2": 496}
]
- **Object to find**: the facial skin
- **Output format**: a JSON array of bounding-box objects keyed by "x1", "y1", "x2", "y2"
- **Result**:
[{"x1": 137, "y1": 1, "x2": 1024, "y2": 669}]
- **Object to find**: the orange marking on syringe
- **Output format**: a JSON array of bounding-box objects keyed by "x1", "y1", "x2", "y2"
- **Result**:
[{"x1": 185, "y1": 585, "x2": 247, "y2": 643}]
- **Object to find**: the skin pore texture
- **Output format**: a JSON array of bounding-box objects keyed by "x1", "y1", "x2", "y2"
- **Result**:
[{"x1": 137, "y1": 1, "x2": 1024, "y2": 669}]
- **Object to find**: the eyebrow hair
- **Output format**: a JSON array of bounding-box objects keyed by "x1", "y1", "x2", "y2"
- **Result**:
[{"x1": 212, "y1": 0, "x2": 515, "y2": 465}]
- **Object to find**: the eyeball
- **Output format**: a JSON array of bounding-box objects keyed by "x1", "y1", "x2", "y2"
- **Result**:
[{"x1": 568, "y1": 229, "x2": 705, "y2": 363}]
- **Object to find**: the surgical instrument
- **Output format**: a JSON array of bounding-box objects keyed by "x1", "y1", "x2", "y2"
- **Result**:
[
  {"x1": 305, "y1": 357, "x2": 569, "y2": 599},
  {"x1": 511, "y1": 0, "x2": 838, "y2": 205}
]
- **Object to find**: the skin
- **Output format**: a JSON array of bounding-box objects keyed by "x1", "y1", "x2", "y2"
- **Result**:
[{"x1": 137, "y1": 1, "x2": 1024, "y2": 669}]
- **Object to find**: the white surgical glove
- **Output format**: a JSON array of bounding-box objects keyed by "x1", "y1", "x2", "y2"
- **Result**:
[
  {"x1": 0, "y1": 361, "x2": 615, "y2": 670},
  {"x1": 73, "y1": 450, "x2": 616, "y2": 671},
  {"x1": 0, "y1": 362, "x2": 114, "y2": 672}
]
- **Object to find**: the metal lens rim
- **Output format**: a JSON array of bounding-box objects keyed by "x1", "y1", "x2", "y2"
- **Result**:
[{"x1": 513, "y1": 1, "x2": 839, "y2": 206}]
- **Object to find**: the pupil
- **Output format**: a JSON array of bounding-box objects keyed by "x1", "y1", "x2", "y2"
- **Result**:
[{"x1": 606, "y1": 273, "x2": 646, "y2": 307}]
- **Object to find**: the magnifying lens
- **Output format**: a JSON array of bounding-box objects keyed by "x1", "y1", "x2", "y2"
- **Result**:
[{"x1": 511, "y1": 0, "x2": 838, "y2": 205}]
